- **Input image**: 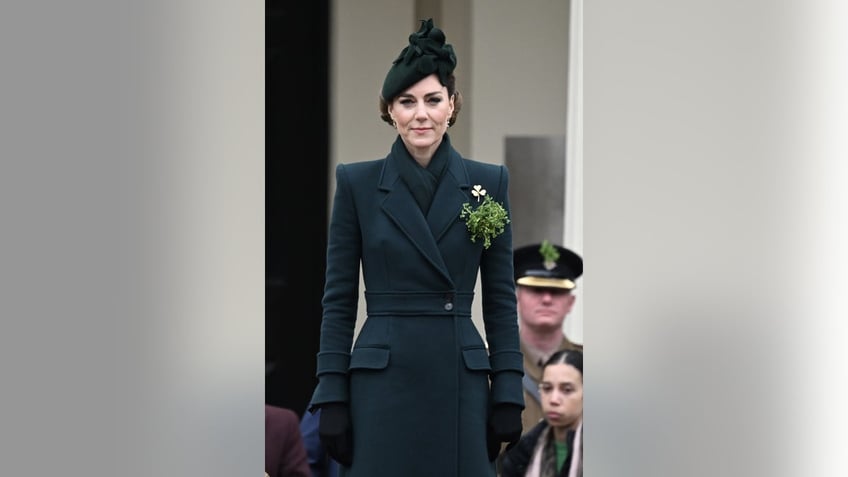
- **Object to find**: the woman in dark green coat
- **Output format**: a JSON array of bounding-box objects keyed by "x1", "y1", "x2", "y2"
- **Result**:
[{"x1": 309, "y1": 19, "x2": 524, "y2": 477}]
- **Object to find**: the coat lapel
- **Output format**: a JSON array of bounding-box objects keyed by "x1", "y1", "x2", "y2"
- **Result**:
[
  {"x1": 426, "y1": 148, "x2": 470, "y2": 243},
  {"x1": 379, "y1": 153, "x2": 454, "y2": 285}
]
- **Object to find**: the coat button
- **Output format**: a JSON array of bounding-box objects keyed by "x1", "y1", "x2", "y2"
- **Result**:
[{"x1": 444, "y1": 302, "x2": 453, "y2": 311}]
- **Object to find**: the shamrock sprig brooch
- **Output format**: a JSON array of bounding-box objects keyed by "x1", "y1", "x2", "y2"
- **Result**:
[{"x1": 459, "y1": 185, "x2": 510, "y2": 249}]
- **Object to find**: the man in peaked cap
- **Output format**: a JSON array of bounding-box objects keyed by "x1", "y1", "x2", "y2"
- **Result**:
[{"x1": 513, "y1": 240, "x2": 584, "y2": 435}]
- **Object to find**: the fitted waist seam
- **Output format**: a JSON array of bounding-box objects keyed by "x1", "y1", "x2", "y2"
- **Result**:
[{"x1": 365, "y1": 291, "x2": 474, "y2": 315}]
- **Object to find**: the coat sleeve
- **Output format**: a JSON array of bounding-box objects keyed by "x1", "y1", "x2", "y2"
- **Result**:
[
  {"x1": 309, "y1": 163, "x2": 362, "y2": 408},
  {"x1": 479, "y1": 165, "x2": 525, "y2": 407}
]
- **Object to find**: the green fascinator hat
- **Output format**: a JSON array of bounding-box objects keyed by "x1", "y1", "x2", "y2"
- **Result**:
[{"x1": 380, "y1": 18, "x2": 457, "y2": 102}]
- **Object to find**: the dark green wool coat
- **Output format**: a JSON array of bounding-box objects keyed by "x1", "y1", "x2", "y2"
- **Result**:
[{"x1": 310, "y1": 140, "x2": 524, "y2": 477}]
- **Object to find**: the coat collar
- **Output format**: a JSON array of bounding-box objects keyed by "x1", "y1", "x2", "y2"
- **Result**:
[{"x1": 378, "y1": 136, "x2": 471, "y2": 285}]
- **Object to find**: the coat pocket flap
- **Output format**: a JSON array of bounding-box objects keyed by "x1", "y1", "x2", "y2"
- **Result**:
[
  {"x1": 462, "y1": 347, "x2": 491, "y2": 371},
  {"x1": 349, "y1": 347, "x2": 390, "y2": 370}
]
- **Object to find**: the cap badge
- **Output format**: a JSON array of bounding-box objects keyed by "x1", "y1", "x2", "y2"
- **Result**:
[{"x1": 539, "y1": 240, "x2": 560, "y2": 271}]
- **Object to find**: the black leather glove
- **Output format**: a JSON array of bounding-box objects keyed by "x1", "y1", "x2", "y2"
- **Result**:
[
  {"x1": 317, "y1": 403, "x2": 353, "y2": 467},
  {"x1": 487, "y1": 404, "x2": 523, "y2": 462}
]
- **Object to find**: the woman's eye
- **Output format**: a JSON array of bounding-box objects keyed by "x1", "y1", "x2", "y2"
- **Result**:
[
  {"x1": 428, "y1": 97, "x2": 442, "y2": 104},
  {"x1": 400, "y1": 99, "x2": 414, "y2": 106}
]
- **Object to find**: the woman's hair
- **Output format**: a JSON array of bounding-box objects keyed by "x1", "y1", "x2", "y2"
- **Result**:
[
  {"x1": 545, "y1": 348, "x2": 583, "y2": 476},
  {"x1": 543, "y1": 349, "x2": 583, "y2": 375},
  {"x1": 378, "y1": 74, "x2": 463, "y2": 127}
]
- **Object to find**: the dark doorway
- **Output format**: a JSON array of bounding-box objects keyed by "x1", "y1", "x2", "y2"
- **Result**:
[{"x1": 266, "y1": 0, "x2": 330, "y2": 416}]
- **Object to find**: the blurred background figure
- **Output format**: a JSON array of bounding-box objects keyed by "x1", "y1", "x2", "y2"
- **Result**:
[
  {"x1": 299, "y1": 407, "x2": 339, "y2": 477},
  {"x1": 266, "y1": 404, "x2": 311, "y2": 477},
  {"x1": 500, "y1": 349, "x2": 583, "y2": 477},
  {"x1": 513, "y1": 241, "x2": 583, "y2": 435}
]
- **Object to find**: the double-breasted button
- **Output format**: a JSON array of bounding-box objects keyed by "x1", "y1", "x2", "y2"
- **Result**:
[
  {"x1": 444, "y1": 293, "x2": 454, "y2": 311},
  {"x1": 444, "y1": 302, "x2": 453, "y2": 311}
]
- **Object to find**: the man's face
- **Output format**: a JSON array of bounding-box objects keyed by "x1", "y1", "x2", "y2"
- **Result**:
[{"x1": 516, "y1": 285, "x2": 576, "y2": 331}]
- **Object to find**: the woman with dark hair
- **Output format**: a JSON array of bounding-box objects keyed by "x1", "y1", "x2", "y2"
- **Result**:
[
  {"x1": 307, "y1": 18, "x2": 524, "y2": 477},
  {"x1": 500, "y1": 350, "x2": 583, "y2": 477}
]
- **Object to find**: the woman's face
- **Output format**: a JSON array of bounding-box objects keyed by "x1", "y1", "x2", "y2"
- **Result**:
[
  {"x1": 388, "y1": 74, "x2": 454, "y2": 154},
  {"x1": 539, "y1": 363, "x2": 583, "y2": 431}
]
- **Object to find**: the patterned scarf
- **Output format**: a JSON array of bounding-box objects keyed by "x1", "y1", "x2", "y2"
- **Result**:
[
  {"x1": 526, "y1": 425, "x2": 559, "y2": 477},
  {"x1": 390, "y1": 133, "x2": 452, "y2": 216},
  {"x1": 568, "y1": 420, "x2": 582, "y2": 477},
  {"x1": 526, "y1": 425, "x2": 579, "y2": 477}
]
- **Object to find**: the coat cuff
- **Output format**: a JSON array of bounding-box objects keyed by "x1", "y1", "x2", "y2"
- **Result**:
[
  {"x1": 488, "y1": 350, "x2": 524, "y2": 405},
  {"x1": 489, "y1": 369, "x2": 525, "y2": 407},
  {"x1": 489, "y1": 350, "x2": 523, "y2": 374},
  {"x1": 309, "y1": 351, "x2": 351, "y2": 411},
  {"x1": 308, "y1": 374, "x2": 350, "y2": 411},
  {"x1": 316, "y1": 351, "x2": 351, "y2": 375}
]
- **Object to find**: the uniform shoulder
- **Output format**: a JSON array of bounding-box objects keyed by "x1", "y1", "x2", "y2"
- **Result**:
[{"x1": 563, "y1": 338, "x2": 584, "y2": 352}]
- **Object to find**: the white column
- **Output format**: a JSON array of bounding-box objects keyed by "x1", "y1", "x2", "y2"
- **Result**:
[{"x1": 563, "y1": 0, "x2": 584, "y2": 344}]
